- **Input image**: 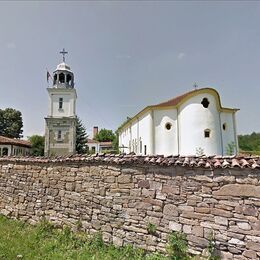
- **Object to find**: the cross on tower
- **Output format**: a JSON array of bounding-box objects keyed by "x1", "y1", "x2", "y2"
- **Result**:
[{"x1": 60, "y1": 48, "x2": 68, "y2": 62}]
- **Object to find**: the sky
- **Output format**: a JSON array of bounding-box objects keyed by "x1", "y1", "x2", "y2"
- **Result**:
[{"x1": 0, "y1": 1, "x2": 259, "y2": 138}]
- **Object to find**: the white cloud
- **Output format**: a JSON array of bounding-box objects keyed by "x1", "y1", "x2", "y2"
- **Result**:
[
  {"x1": 177, "y1": 52, "x2": 186, "y2": 60},
  {"x1": 6, "y1": 42, "x2": 16, "y2": 49}
]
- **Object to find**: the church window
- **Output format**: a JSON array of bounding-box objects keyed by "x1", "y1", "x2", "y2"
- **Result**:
[
  {"x1": 165, "y1": 122, "x2": 172, "y2": 130},
  {"x1": 59, "y1": 98, "x2": 63, "y2": 109},
  {"x1": 144, "y1": 145, "x2": 147, "y2": 155},
  {"x1": 54, "y1": 74, "x2": 57, "y2": 84},
  {"x1": 201, "y1": 98, "x2": 210, "y2": 108},
  {"x1": 222, "y1": 123, "x2": 227, "y2": 131},
  {"x1": 66, "y1": 74, "x2": 72, "y2": 84},
  {"x1": 204, "y1": 129, "x2": 210, "y2": 138},
  {"x1": 140, "y1": 138, "x2": 142, "y2": 153},
  {"x1": 58, "y1": 130, "x2": 62, "y2": 140},
  {"x1": 2, "y1": 147, "x2": 8, "y2": 156},
  {"x1": 59, "y1": 73, "x2": 65, "y2": 83}
]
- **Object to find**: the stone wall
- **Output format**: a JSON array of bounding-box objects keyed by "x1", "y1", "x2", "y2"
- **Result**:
[{"x1": 0, "y1": 157, "x2": 260, "y2": 259}]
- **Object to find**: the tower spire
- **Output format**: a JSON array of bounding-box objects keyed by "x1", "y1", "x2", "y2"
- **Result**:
[{"x1": 60, "y1": 48, "x2": 68, "y2": 62}]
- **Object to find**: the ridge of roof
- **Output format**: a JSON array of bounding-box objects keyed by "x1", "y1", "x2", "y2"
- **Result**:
[{"x1": 0, "y1": 154, "x2": 259, "y2": 170}]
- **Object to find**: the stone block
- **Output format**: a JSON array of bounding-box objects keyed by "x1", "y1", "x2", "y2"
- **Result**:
[
  {"x1": 246, "y1": 241, "x2": 260, "y2": 251},
  {"x1": 242, "y1": 250, "x2": 257, "y2": 259},
  {"x1": 138, "y1": 180, "x2": 150, "y2": 189},
  {"x1": 113, "y1": 236, "x2": 123, "y2": 246},
  {"x1": 237, "y1": 222, "x2": 251, "y2": 230},
  {"x1": 163, "y1": 204, "x2": 178, "y2": 217},
  {"x1": 214, "y1": 216, "x2": 228, "y2": 226},
  {"x1": 162, "y1": 185, "x2": 180, "y2": 194},
  {"x1": 192, "y1": 226, "x2": 203, "y2": 237},
  {"x1": 117, "y1": 174, "x2": 131, "y2": 184},
  {"x1": 169, "y1": 221, "x2": 182, "y2": 232}
]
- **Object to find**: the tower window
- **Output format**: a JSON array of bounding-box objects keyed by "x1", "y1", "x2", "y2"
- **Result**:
[
  {"x1": 201, "y1": 98, "x2": 210, "y2": 108},
  {"x1": 140, "y1": 138, "x2": 142, "y2": 153},
  {"x1": 67, "y1": 74, "x2": 72, "y2": 84},
  {"x1": 59, "y1": 73, "x2": 65, "y2": 83},
  {"x1": 223, "y1": 123, "x2": 227, "y2": 131},
  {"x1": 54, "y1": 74, "x2": 57, "y2": 84},
  {"x1": 59, "y1": 98, "x2": 63, "y2": 109},
  {"x1": 144, "y1": 145, "x2": 147, "y2": 155},
  {"x1": 57, "y1": 130, "x2": 62, "y2": 140},
  {"x1": 204, "y1": 129, "x2": 210, "y2": 138}
]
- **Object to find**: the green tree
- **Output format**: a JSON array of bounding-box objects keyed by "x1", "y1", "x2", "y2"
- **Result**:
[
  {"x1": 238, "y1": 132, "x2": 260, "y2": 152},
  {"x1": 0, "y1": 108, "x2": 23, "y2": 138},
  {"x1": 28, "y1": 135, "x2": 45, "y2": 156},
  {"x1": 76, "y1": 116, "x2": 88, "y2": 154},
  {"x1": 94, "y1": 128, "x2": 116, "y2": 142}
]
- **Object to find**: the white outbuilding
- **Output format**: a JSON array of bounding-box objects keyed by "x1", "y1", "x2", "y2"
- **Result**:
[{"x1": 118, "y1": 88, "x2": 239, "y2": 156}]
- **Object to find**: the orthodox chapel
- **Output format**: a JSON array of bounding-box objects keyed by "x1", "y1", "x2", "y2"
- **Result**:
[
  {"x1": 44, "y1": 49, "x2": 77, "y2": 156},
  {"x1": 118, "y1": 88, "x2": 239, "y2": 156}
]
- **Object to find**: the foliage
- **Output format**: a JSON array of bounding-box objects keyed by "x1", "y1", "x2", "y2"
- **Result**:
[
  {"x1": 0, "y1": 215, "x2": 166, "y2": 259},
  {"x1": 166, "y1": 231, "x2": 189, "y2": 260},
  {"x1": 113, "y1": 129, "x2": 119, "y2": 153},
  {"x1": 238, "y1": 132, "x2": 260, "y2": 153},
  {"x1": 0, "y1": 108, "x2": 23, "y2": 138},
  {"x1": 225, "y1": 141, "x2": 236, "y2": 156},
  {"x1": 28, "y1": 135, "x2": 45, "y2": 156},
  {"x1": 147, "y1": 222, "x2": 157, "y2": 235},
  {"x1": 207, "y1": 231, "x2": 220, "y2": 260},
  {"x1": 94, "y1": 128, "x2": 116, "y2": 142},
  {"x1": 76, "y1": 116, "x2": 88, "y2": 154}
]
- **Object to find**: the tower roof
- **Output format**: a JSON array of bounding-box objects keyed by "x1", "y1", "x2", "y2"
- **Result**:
[{"x1": 55, "y1": 62, "x2": 72, "y2": 72}]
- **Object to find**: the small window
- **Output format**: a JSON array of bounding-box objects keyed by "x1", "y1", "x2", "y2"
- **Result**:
[
  {"x1": 223, "y1": 123, "x2": 227, "y2": 131},
  {"x1": 140, "y1": 139, "x2": 142, "y2": 153},
  {"x1": 144, "y1": 145, "x2": 147, "y2": 155},
  {"x1": 201, "y1": 98, "x2": 210, "y2": 108},
  {"x1": 59, "y1": 98, "x2": 63, "y2": 109},
  {"x1": 204, "y1": 129, "x2": 210, "y2": 138},
  {"x1": 91, "y1": 147, "x2": 96, "y2": 153},
  {"x1": 57, "y1": 130, "x2": 62, "y2": 140},
  {"x1": 165, "y1": 122, "x2": 172, "y2": 130}
]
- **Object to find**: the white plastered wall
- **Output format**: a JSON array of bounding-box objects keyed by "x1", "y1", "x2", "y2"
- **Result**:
[
  {"x1": 179, "y1": 93, "x2": 222, "y2": 156},
  {"x1": 220, "y1": 112, "x2": 237, "y2": 155},
  {"x1": 154, "y1": 109, "x2": 178, "y2": 156}
]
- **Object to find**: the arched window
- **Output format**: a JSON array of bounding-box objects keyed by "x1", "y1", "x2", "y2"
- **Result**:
[
  {"x1": 53, "y1": 74, "x2": 57, "y2": 85},
  {"x1": 66, "y1": 74, "x2": 72, "y2": 85},
  {"x1": 204, "y1": 129, "x2": 211, "y2": 138},
  {"x1": 59, "y1": 73, "x2": 65, "y2": 83}
]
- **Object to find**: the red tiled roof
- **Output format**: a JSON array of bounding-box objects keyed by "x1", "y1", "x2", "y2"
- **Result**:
[
  {"x1": 0, "y1": 154, "x2": 259, "y2": 169},
  {"x1": 154, "y1": 89, "x2": 197, "y2": 107},
  {"x1": 87, "y1": 138, "x2": 99, "y2": 144},
  {"x1": 0, "y1": 136, "x2": 31, "y2": 148}
]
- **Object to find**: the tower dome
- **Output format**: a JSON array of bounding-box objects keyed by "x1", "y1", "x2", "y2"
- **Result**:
[{"x1": 52, "y1": 49, "x2": 74, "y2": 88}]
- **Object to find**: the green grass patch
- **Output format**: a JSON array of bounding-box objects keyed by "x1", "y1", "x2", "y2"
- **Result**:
[{"x1": 0, "y1": 215, "x2": 167, "y2": 260}]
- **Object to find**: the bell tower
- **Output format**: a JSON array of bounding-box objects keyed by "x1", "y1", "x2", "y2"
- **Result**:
[{"x1": 44, "y1": 49, "x2": 77, "y2": 156}]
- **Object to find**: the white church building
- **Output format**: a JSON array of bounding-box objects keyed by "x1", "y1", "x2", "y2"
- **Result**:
[{"x1": 118, "y1": 88, "x2": 239, "y2": 156}]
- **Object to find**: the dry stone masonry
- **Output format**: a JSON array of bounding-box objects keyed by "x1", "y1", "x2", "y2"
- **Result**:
[{"x1": 0, "y1": 154, "x2": 260, "y2": 259}]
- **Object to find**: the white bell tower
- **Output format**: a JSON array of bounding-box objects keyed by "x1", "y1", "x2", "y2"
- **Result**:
[{"x1": 44, "y1": 49, "x2": 77, "y2": 156}]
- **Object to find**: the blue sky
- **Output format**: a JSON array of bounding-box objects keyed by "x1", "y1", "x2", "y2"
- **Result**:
[{"x1": 0, "y1": 1, "x2": 259, "y2": 138}]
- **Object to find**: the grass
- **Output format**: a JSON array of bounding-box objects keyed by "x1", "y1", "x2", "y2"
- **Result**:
[{"x1": 0, "y1": 215, "x2": 167, "y2": 260}]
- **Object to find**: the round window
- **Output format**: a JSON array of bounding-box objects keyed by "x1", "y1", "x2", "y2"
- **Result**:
[{"x1": 165, "y1": 123, "x2": 172, "y2": 130}]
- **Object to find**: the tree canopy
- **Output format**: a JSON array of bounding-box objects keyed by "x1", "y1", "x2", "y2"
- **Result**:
[
  {"x1": 94, "y1": 128, "x2": 116, "y2": 142},
  {"x1": 0, "y1": 108, "x2": 23, "y2": 138},
  {"x1": 238, "y1": 132, "x2": 260, "y2": 152},
  {"x1": 76, "y1": 116, "x2": 88, "y2": 154},
  {"x1": 28, "y1": 135, "x2": 45, "y2": 156}
]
